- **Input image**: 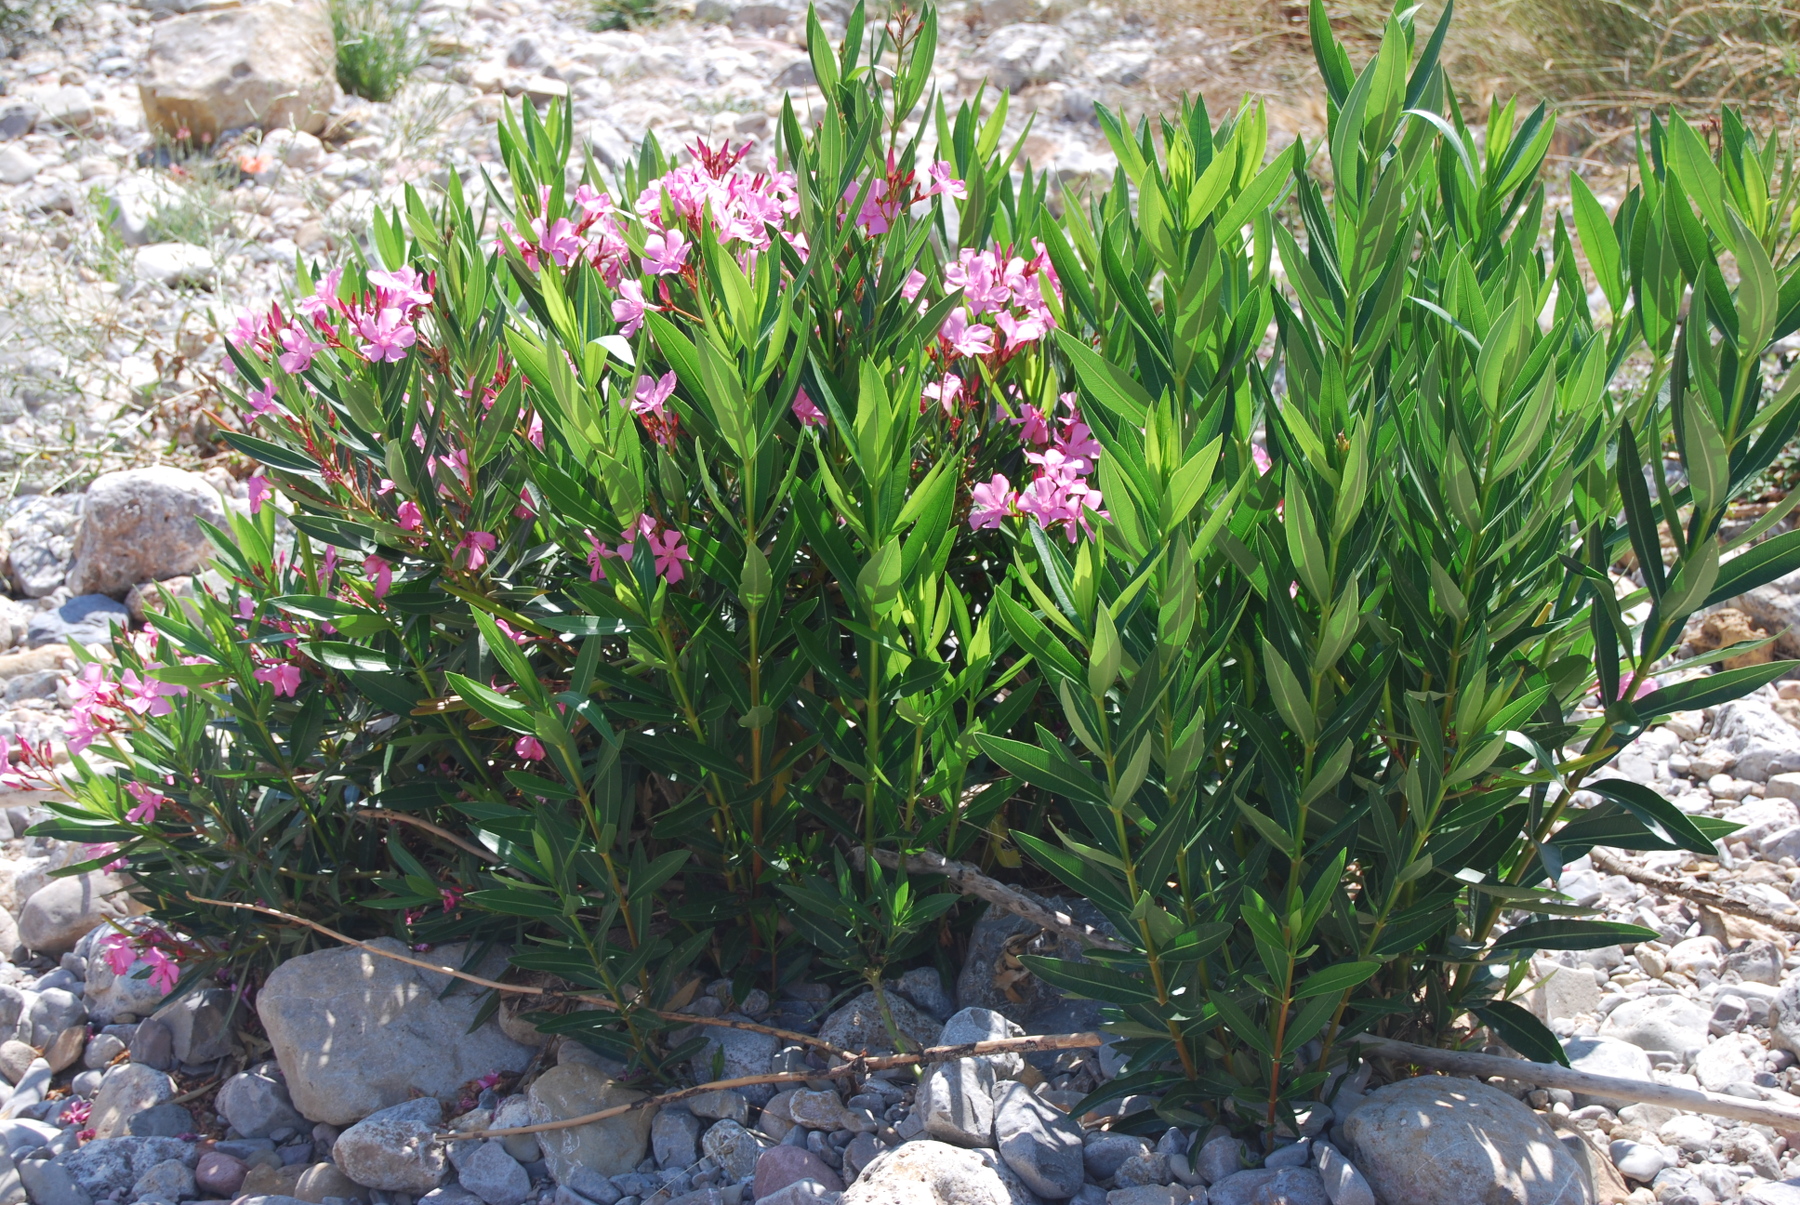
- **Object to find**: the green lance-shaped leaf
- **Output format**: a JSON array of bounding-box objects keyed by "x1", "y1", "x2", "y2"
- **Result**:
[
  {"x1": 1682, "y1": 404, "x2": 1729, "y2": 522},
  {"x1": 1089, "y1": 604, "x2": 1123, "y2": 699},
  {"x1": 1285, "y1": 485, "x2": 1330, "y2": 603},
  {"x1": 1261, "y1": 638, "x2": 1317, "y2": 744}
]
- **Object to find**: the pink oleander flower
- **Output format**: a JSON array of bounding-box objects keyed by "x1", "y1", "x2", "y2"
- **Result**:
[
  {"x1": 1016, "y1": 403, "x2": 1052, "y2": 447},
  {"x1": 792, "y1": 388, "x2": 827, "y2": 429},
  {"x1": 1251, "y1": 442, "x2": 1272, "y2": 475},
  {"x1": 648, "y1": 526, "x2": 691, "y2": 584},
  {"x1": 247, "y1": 475, "x2": 271, "y2": 515},
  {"x1": 922, "y1": 374, "x2": 963, "y2": 417},
  {"x1": 1055, "y1": 411, "x2": 1102, "y2": 472},
  {"x1": 364, "y1": 555, "x2": 392, "y2": 599},
  {"x1": 642, "y1": 229, "x2": 690, "y2": 276},
  {"x1": 514, "y1": 487, "x2": 536, "y2": 519},
  {"x1": 457, "y1": 531, "x2": 497, "y2": 572},
  {"x1": 526, "y1": 411, "x2": 544, "y2": 450},
  {"x1": 120, "y1": 669, "x2": 181, "y2": 719},
  {"x1": 228, "y1": 309, "x2": 267, "y2": 349},
  {"x1": 254, "y1": 662, "x2": 303, "y2": 698},
  {"x1": 140, "y1": 947, "x2": 180, "y2": 994},
  {"x1": 633, "y1": 371, "x2": 677, "y2": 419},
  {"x1": 941, "y1": 308, "x2": 994, "y2": 359},
  {"x1": 585, "y1": 530, "x2": 616, "y2": 581},
  {"x1": 494, "y1": 619, "x2": 530, "y2": 646},
  {"x1": 925, "y1": 161, "x2": 967, "y2": 199},
  {"x1": 59, "y1": 1100, "x2": 89, "y2": 1127},
  {"x1": 612, "y1": 280, "x2": 651, "y2": 336},
  {"x1": 997, "y1": 309, "x2": 1048, "y2": 354},
  {"x1": 397, "y1": 500, "x2": 423, "y2": 531},
  {"x1": 367, "y1": 265, "x2": 432, "y2": 311},
  {"x1": 99, "y1": 933, "x2": 135, "y2": 976},
  {"x1": 902, "y1": 269, "x2": 929, "y2": 302},
  {"x1": 124, "y1": 781, "x2": 165, "y2": 824},
  {"x1": 355, "y1": 308, "x2": 417, "y2": 363},
  {"x1": 277, "y1": 326, "x2": 319, "y2": 374},
  {"x1": 970, "y1": 474, "x2": 1014, "y2": 530},
  {"x1": 299, "y1": 267, "x2": 343, "y2": 320},
  {"x1": 247, "y1": 380, "x2": 279, "y2": 415},
  {"x1": 441, "y1": 885, "x2": 465, "y2": 912},
  {"x1": 535, "y1": 217, "x2": 583, "y2": 267},
  {"x1": 514, "y1": 735, "x2": 546, "y2": 761},
  {"x1": 377, "y1": 478, "x2": 397, "y2": 496}
]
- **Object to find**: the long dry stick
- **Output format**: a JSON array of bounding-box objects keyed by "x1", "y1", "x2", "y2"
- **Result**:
[
  {"x1": 452, "y1": 1033, "x2": 1104, "y2": 1140},
  {"x1": 1355, "y1": 1035, "x2": 1800, "y2": 1131},
  {"x1": 351, "y1": 808, "x2": 500, "y2": 862},
  {"x1": 852, "y1": 847, "x2": 1130, "y2": 952},
  {"x1": 1587, "y1": 847, "x2": 1800, "y2": 933},
  {"x1": 187, "y1": 895, "x2": 849, "y2": 1057}
]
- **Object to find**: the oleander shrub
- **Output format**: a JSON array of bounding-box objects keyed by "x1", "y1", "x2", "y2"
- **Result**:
[{"x1": 19, "y1": 0, "x2": 1800, "y2": 1131}]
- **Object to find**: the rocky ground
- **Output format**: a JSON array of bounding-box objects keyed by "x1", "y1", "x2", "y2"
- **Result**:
[{"x1": 7, "y1": 2, "x2": 1800, "y2": 1205}]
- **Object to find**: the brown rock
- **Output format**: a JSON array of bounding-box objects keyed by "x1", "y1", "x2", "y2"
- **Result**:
[
  {"x1": 238, "y1": 1161, "x2": 306, "y2": 1198},
  {"x1": 44, "y1": 1025, "x2": 85, "y2": 1074},
  {"x1": 194, "y1": 1151, "x2": 248, "y2": 1198},
  {"x1": 1693, "y1": 609, "x2": 1774, "y2": 670},
  {"x1": 295, "y1": 1161, "x2": 370, "y2": 1204},
  {"x1": 136, "y1": 0, "x2": 338, "y2": 144}
]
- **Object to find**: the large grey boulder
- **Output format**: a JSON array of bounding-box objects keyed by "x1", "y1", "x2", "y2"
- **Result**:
[
  {"x1": 18, "y1": 874, "x2": 143, "y2": 954},
  {"x1": 258, "y1": 939, "x2": 532, "y2": 1125},
  {"x1": 991, "y1": 1080, "x2": 1083, "y2": 1199},
  {"x1": 1342, "y1": 1076, "x2": 1593, "y2": 1204},
  {"x1": 841, "y1": 1140, "x2": 1039, "y2": 1205},
  {"x1": 136, "y1": 0, "x2": 338, "y2": 142},
  {"x1": 65, "y1": 468, "x2": 228, "y2": 600},
  {"x1": 525, "y1": 1063, "x2": 656, "y2": 1182}
]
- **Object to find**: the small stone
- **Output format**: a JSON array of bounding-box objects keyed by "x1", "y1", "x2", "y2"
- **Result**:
[
  {"x1": 455, "y1": 1142, "x2": 530, "y2": 1205},
  {"x1": 891, "y1": 969, "x2": 954, "y2": 1022},
  {"x1": 0, "y1": 147, "x2": 41, "y2": 186},
  {"x1": 126, "y1": 1103, "x2": 195, "y2": 1138},
  {"x1": 293, "y1": 1160, "x2": 368, "y2": 1204},
  {"x1": 816, "y1": 992, "x2": 941, "y2": 1057},
  {"x1": 1112, "y1": 1151, "x2": 1171, "y2": 1188},
  {"x1": 980, "y1": 24, "x2": 1072, "y2": 90},
  {"x1": 840, "y1": 1141, "x2": 1036, "y2": 1204},
  {"x1": 84, "y1": 1033, "x2": 127, "y2": 1070},
  {"x1": 194, "y1": 1152, "x2": 247, "y2": 1197},
  {"x1": 331, "y1": 1098, "x2": 449, "y2": 1193},
  {"x1": 1608, "y1": 1138, "x2": 1669, "y2": 1182},
  {"x1": 916, "y1": 1058, "x2": 995, "y2": 1148},
  {"x1": 131, "y1": 1157, "x2": 195, "y2": 1202},
  {"x1": 788, "y1": 1090, "x2": 862, "y2": 1133},
  {"x1": 1316, "y1": 1143, "x2": 1375, "y2": 1205},
  {"x1": 130, "y1": 1018, "x2": 174, "y2": 1070},
  {"x1": 0, "y1": 1039, "x2": 34, "y2": 1084},
  {"x1": 686, "y1": 1089, "x2": 750, "y2": 1125},
  {"x1": 217, "y1": 1065, "x2": 306, "y2": 1140},
  {"x1": 1105, "y1": 1188, "x2": 1186, "y2": 1205},
  {"x1": 526, "y1": 1063, "x2": 657, "y2": 1182},
  {"x1": 936, "y1": 1008, "x2": 1027, "y2": 1079},
  {"x1": 1089, "y1": 1132, "x2": 1154, "y2": 1181},
  {"x1": 17, "y1": 1159, "x2": 91, "y2": 1205},
  {"x1": 753, "y1": 1145, "x2": 844, "y2": 1200},
  {"x1": 130, "y1": 243, "x2": 216, "y2": 290},
  {"x1": 88, "y1": 1062, "x2": 177, "y2": 1140},
  {"x1": 700, "y1": 1118, "x2": 769, "y2": 1181},
  {"x1": 652, "y1": 1106, "x2": 702, "y2": 1168},
  {"x1": 991, "y1": 1081, "x2": 1083, "y2": 1199},
  {"x1": 1206, "y1": 1170, "x2": 1277, "y2": 1205}
]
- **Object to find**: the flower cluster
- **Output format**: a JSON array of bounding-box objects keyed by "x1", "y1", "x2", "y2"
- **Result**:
[
  {"x1": 586, "y1": 513, "x2": 692, "y2": 585},
  {"x1": 499, "y1": 184, "x2": 634, "y2": 284},
  {"x1": 920, "y1": 243, "x2": 1062, "y2": 417},
  {"x1": 66, "y1": 636, "x2": 199, "y2": 754},
  {"x1": 844, "y1": 153, "x2": 966, "y2": 236},
  {"x1": 639, "y1": 139, "x2": 801, "y2": 256},
  {"x1": 231, "y1": 265, "x2": 435, "y2": 371},
  {"x1": 98, "y1": 927, "x2": 183, "y2": 994},
  {"x1": 970, "y1": 394, "x2": 1107, "y2": 541}
]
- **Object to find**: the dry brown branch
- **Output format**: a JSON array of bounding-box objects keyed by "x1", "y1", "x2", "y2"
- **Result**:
[
  {"x1": 452, "y1": 1033, "x2": 1104, "y2": 1139},
  {"x1": 1587, "y1": 848, "x2": 1800, "y2": 933},
  {"x1": 187, "y1": 894, "x2": 849, "y2": 1057},
  {"x1": 851, "y1": 846, "x2": 1130, "y2": 952},
  {"x1": 351, "y1": 808, "x2": 502, "y2": 862},
  {"x1": 1355, "y1": 1035, "x2": 1800, "y2": 1131}
]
